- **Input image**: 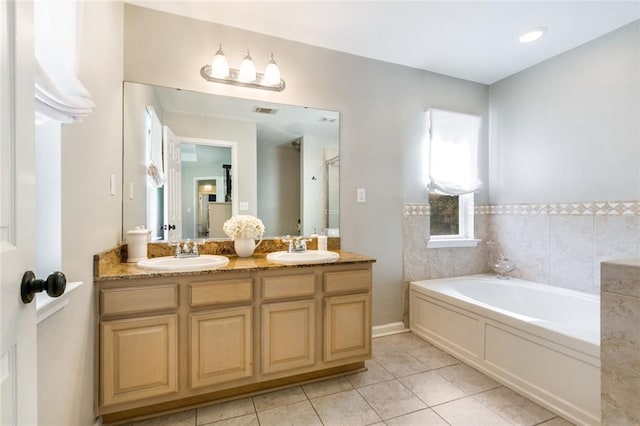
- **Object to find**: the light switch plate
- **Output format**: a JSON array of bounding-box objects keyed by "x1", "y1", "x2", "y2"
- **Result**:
[
  {"x1": 357, "y1": 188, "x2": 366, "y2": 203},
  {"x1": 240, "y1": 202, "x2": 249, "y2": 211}
]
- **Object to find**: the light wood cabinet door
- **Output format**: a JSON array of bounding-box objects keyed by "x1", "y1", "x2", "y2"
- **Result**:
[
  {"x1": 101, "y1": 315, "x2": 178, "y2": 407},
  {"x1": 190, "y1": 307, "x2": 253, "y2": 389},
  {"x1": 262, "y1": 300, "x2": 315, "y2": 374},
  {"x1": 324, "y1": 294, "x2": 371, "y2": 362}
]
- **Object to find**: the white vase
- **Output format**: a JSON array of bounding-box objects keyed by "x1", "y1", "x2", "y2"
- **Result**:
[{"x1": 234, "y1": 236, "x2": 262, "y2": 257}]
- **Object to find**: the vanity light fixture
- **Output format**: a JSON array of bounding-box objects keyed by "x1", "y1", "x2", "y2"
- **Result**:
[
  {"x1": 519, "y1": 27, "x2": 547, "y2": 43},
  {"x1": 201, "y1": 44, "x2": 286, "y2": 92}
]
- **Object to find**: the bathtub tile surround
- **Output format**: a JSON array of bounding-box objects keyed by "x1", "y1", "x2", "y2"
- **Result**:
[
  {"x1": 402, "y1": 200, "x2": 640, "y2": 294},
  {"x1": 601, "y1": 258, "x2": 640, "y2": 425},
  {"x1": 488, "y1": 202, "x2": 640, "y2": 293},
  {"x1": 122, "y1": 332, "x2": 568, "y2": 426},
  {"x1": 402, "y1": 204, "x2": 490, "y2": 326},
  {"x1": 402, "y1": 203, "x2": 490, "y2": 281}
]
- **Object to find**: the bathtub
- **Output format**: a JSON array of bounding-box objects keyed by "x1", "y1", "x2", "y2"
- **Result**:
[{"x1": 410, "y1": 274, "x2": 600, "y2": 425}]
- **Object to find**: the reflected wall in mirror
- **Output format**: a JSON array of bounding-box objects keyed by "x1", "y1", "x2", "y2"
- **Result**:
[{"x1": 123, "y1": 82, "x2": 340, "y2": 241}]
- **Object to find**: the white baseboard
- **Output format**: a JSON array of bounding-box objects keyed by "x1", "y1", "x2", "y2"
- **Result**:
[{"x1": 372, "y1": 322, "x2": 410, "y2": 338}]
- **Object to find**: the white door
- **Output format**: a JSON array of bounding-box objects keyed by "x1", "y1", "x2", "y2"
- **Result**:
[
  {"x1": 163, "y1": 126, "x2": 182, "y2": 241},
  {"x1": 1, "y1": 1, "x2": 38, "y2": 424}
]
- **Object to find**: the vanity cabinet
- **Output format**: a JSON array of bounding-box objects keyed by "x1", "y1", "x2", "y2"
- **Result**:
[
  {"x1": 190, "y1": 307, "x2": 253, "y2": 389},
  {"x1": 188, "y1": 276, "x2": 254, "y2": 390},
  {"x1": 262, "y1": 299, "x2": 316, "y2": 374},
  {"x1": 323, "y1": 269, "x2": 372, "y2": 362},
  {"x1": 99, "y1": 284, "x2": 179, "y2": 407},
  {"x1": 95, "y1": 261, "x2": 373, "y2": 422}
]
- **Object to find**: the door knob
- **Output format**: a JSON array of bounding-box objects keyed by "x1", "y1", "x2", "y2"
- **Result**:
[{"x1": 21, "y1": 271, "x2": 66, "y2": 304}]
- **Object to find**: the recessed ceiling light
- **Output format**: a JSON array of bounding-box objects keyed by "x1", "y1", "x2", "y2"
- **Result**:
[{"x1": 519, "y1": 27, "x2": 547, "y2": 43}]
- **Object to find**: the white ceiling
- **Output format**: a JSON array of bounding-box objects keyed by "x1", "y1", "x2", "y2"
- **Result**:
[{"x1": 127, "y1": 1, "x2": 640, "y2": 84}]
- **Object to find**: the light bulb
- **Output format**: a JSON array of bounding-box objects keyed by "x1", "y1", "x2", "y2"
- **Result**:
[
  {"x1": 238, "y1": 50, "x2": 257, "y2": 82},
  {"x1": 263, "y1": 54, "x2": 281, "y2": 86},
  {"x1": 210, "y1": 43, "x2": 230, "y2": 78}
]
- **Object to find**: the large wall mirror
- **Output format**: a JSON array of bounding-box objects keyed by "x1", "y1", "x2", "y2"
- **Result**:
[{"x1": 123, "y1": 82, "x2": 340, "y2": 241}]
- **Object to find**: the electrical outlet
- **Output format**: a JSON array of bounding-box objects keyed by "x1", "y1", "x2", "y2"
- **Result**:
[{"x1": 357, "y1": 188, "x2": 366, "y2": 203}]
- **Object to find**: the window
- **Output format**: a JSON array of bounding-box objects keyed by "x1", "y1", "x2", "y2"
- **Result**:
[
  {"x1": 425, "y1": 109, "x2": 481, "y2": 248},
  {"x1": 429, "y1": 193, "x2": 459, "y2": 236}
]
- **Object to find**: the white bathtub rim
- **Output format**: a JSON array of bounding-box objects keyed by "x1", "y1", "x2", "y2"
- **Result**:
[{"x1": 409, "y1": 275, "x2": 600, "y2": 360}]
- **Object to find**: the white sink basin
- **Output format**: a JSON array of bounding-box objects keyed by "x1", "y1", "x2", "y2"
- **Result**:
[
  {"x1": 137, "y1": 255, "x2": 229, "y2": 271},
  {"x1": 266, "y1": 250, "x2": 340, "y2": 265}
]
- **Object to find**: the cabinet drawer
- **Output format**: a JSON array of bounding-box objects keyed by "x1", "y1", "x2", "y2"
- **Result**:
[
  {"x1": 262, "y1": 274, "x2": 315, "y2": 300},
  {"x1": 324, "y1": 269, "x2": 371, "y2": 294},
  {"x1": 101, "y1": 284, "x2": 178, "y2": 317},
  {"x1": 190, "y1": 279, "x2": 253, "y2": 307}
]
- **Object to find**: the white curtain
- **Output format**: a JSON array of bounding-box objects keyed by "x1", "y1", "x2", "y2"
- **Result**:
[
  {"x1": 146, "y1": 106, "x2": 165, "y2": 188},
  {"x1": 427, "y1": 109, "x2": 482, "y2": 195},
  {"x1": 34, "y1": 0, "x2": 94, "y2": 124}
]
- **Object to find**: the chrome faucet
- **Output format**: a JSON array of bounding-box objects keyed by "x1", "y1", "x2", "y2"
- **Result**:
[
  {"x1": 171, "y1": 239, "x2": 200, "y2": 258},
  {"x1": 280, "y1": 236, "x2": 312, "y2": 253}
]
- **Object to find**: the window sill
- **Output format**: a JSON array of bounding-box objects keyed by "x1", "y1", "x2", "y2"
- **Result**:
[
  {"x1": 36, "y1": 281, "x2": 84, "y2": 324},
  {"x1": 427, "y1": 239, "x2": 481, "y2": 249}
]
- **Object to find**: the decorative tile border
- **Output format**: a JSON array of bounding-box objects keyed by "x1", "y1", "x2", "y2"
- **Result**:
[
  {"x1": 405, "y1": 201, "x2": 640, "y2": 216},
  {"x1": 403, "y1": 204, "x2": 430, "y2": 216},
  {"x1": 476, "y1": 201, "x2": 640, "y2": 216}
]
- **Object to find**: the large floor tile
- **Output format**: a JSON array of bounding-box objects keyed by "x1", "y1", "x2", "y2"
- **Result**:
[
  {"x1": 252, "y1": 386, "x2": 307, "y2": 411},
  {"x1": 386, "y1": 332, "x2": 431, "y2": 352},
  {"x1": 207, "y1": 413, "x2": 258, "y2": 426},
  {"x1": 408, "y1": 345, "x2": 460, "y2": 370},
  {"x1": 256, "y1": 400, "x2": 322, "y2": 426},
  {"x1": 197, "y1": 398, "x2": 254, "y2": 425},
  {"x1": 129, "y1": 409, "x2": 196, "y2": 426},
  {"x1": 302, "y1": 376, "x2": 352, "y2": 399},
  {"x1": 357, "y1": 379, "x2": 426, "y2": 420},
  {"x1": 433, "y1": 396, "x2": 512, "y2": 426},
  {"x1": 399, "y1": 371, "x2": 466, "y2": 406},
  {"x1": 345, "y1": 359, "x2": 394, "y2": 388},
  {"x1": 538, "y1": 417, "x2": 575, "y2": 426},
  {"x1": 385, "y1": 408, "x2": 449, "y2": 426},
  {"x1": 437, "y1": 363, "x2": 500, "y2": 394},
  {"x1": 473, "y1": 387, "x2": 555, "y2": 425},
  {"x1": 372, "y1": 335, "x2": 401, "y2": 357},
  {"x1": 375, "y1": 352, "x2": 429, "y2": 377},
  {"x1": 311, "y1": 389, "x2": 381, "y2": 426}
]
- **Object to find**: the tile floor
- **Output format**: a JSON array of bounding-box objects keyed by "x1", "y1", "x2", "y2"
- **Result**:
[{"x1": 123, "y1": 332, "x2": 574, "y2": 426}]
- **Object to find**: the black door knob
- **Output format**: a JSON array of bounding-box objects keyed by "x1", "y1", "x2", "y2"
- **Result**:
[{"x1": 21, "y1": 271, "x2": 66, "y2": 304}]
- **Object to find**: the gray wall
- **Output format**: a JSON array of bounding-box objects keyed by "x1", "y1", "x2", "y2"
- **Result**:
[
  {"x1": 123, "y1": 82, "x2": 165, "y2": 234},
  {"x1": 489, "y1": 20, "x2": 640, "y2": 204},
  {"x1": 124, "y1": 5, "x2": 489, "y2": 326},
  {"x1": 164, "y1": 111, "x2": 258, "y2": 216},
  {"x1": 37, "y1": 2, "x2": 124, "y2": 425},
  {"x1": 257, "y1": 143, "x2": 301, "y2": 236},
  {"x1": 485, "y1": 21, "x2": 640, "y2": 294}
]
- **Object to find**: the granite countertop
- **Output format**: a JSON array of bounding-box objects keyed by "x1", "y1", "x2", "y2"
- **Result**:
[{"x1": 94, "y1": 250, "x2": 376, "y2": 282}]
